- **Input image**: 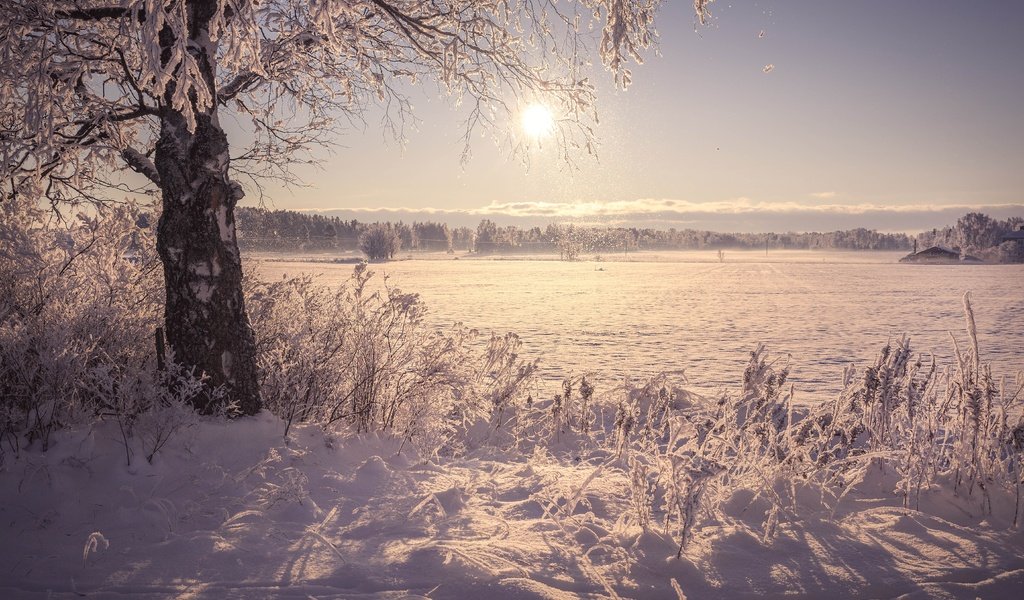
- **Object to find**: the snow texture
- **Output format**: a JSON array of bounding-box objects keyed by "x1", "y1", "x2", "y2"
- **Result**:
[
  {"x1": 1, "y1": 413, "x2": 1021, "y2": 599},
  {"x1": 255, "y1": 253, "x2": 1024, "y2": 404}
]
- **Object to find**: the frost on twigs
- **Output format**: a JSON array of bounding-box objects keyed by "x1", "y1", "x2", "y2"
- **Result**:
[
  {"x1": 82, "y1": 531, "x2": 109, "y2": 566},
  {"x1": 0, "y1": 0, "x2": 709, "y2": 205},
  {"x1": 601, "y1": 299, "x2": 1024, "y2": 556},
  {"x1": 247, "y1": 264, "x2": 537, "y2": 455},
  {"x1": 0, "y1": 199, "x2": 163, "y2": 460},
  {"x1": 0, "y1": 200, "x2": 227, "y2": 465}
]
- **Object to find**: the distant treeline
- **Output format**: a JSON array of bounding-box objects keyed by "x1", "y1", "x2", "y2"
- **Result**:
[
  {"x1": 236, "y1": 208, "x2": 915, "y2": 255},
  {"x1": 471, "y1": 220, "x2": 911, "y2": 256},
  {"x1": 236, "y1": 208, "x2": 474, "y2": 253}
]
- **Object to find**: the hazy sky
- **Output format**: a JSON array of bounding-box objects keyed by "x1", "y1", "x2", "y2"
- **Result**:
[{"x1": 240, "y1": 0, "x2": 1024, "y2": 233}]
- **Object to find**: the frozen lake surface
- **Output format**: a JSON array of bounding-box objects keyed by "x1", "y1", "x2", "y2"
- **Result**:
[{"x1": 254, "y1": 250, "x2": 1024, "y2": 404}]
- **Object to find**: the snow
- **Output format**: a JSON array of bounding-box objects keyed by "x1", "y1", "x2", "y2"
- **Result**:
[
  {"x1": 2, "y1": 413, "x2": 1022, "y2": 599},
  {"x1": 253, "y1": 252, "x2": 1024, "y2": 405}
]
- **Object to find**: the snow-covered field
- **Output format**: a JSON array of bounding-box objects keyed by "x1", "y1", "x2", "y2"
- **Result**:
[
  {"x1": 2, "y1": 250, "x2": 1022, "y2": 600},
  {"x1": 255, "y1": 251, "x2": 1024, "y2": 403},
  {"x1": 3, "y1": 413, "x2": 1023, "y2": 599}
]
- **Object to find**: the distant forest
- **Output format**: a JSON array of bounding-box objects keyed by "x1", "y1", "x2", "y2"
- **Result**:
[
  {"x1": 236, "y1": 207, "x2": 919, "y2": 256},
  {"x1": 236, "y1": 208, "x2": 473, "y2": 253},
  {"x1": 236, "y1": 208, "x2": 1024, "y2": 262}
]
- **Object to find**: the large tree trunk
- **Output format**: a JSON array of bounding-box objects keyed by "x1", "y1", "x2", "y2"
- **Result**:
[
  {"x1": 154, "y1": 109, "x2": 261, "y2": 415},
  {"x1": 152, "y1": 0, "x2": 260, "y2": 415}
]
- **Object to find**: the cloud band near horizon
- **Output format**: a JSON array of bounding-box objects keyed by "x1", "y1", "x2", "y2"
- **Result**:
[{"x1": 291, "y1": 199, "x2": 1024, "y2": 234}]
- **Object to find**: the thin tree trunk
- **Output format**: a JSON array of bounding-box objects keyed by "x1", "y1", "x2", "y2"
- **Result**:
[{"x1": 153, "y1": 0, "x2": 260, "y2": 415}]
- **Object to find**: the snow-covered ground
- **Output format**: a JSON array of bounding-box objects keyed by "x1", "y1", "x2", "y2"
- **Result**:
[
  {"x1": 254, "y1": 251, "x2": 1024, "y2": 403},
  {"x1": 3, "y1": 251, "x2": 1020, "y2": 599},
  {"x1": 3, "y1": 413, "x2": 1022, "y2": 599}
]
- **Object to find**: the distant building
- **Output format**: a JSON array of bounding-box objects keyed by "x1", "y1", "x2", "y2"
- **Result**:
[
  {"x1": 1000, "y1": 226, "x2": 1024, "y2": 244},
  {"x1": 899, "y1": 246, "x2": 982, "y2": 264}
]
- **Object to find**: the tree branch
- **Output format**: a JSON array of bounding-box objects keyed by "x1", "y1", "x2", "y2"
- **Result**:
[
  {"x1": 121, "y1": 147, "x2": 160, "y2": 185},
  {"x1": 220, "y1": 72, "x2": 261, "y2": 104},
  {"x1": 54, "y1": 6, "x2": 140, "y2": 21}
]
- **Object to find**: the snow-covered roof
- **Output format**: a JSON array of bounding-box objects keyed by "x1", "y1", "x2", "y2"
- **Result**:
[
  {"x1": 916, "y1": 246, "x2": 959, "y2": 256},
  {"x1": 899, "y1": 245, "x2": 963, "y2": 263}
]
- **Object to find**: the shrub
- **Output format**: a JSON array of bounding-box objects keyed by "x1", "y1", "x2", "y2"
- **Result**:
[
  {"x1": 247, "y1": 264, "x2": 537, "y2": 455},
  {"x1": 610, "y1": 293, "x2": 1024, "y2": 554},
  {"x1": 358, "y1": 223, "x2": 401, "y2": 261},
  {"x1": 0, "y1": 202, "x2": 538, "y2": 461},
  {"x1": 0, "y1": 199, "x2": 164, "y2": 457}
]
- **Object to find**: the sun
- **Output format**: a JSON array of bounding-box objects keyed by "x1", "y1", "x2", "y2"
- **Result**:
[{"x1": 520, "y1": 103, "x2": 555, "y2": 139}]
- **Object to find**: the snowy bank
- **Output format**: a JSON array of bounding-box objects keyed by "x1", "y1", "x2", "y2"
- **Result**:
[{"x1": 2, "y1": 412, "x2": 1022, "y2": 599}]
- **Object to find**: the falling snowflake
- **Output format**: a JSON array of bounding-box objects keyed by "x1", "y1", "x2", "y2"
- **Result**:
[
  {"x1": 759, "y1": 30, "x2": 766, "y2": 39},
  {"x1": 762, "y1": 64, "x2": 775, "y2": 73}
]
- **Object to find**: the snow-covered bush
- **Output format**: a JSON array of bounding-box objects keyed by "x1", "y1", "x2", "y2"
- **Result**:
[
  {"x1": 249, "y1": 264, "x2": 465, "y2": 440},
  {"x1": 1, "y1": 200, "x2": 538, "y2": 461},
  {"x1": 0, "y1": 200, "x2": 227, "y2": 465},
  {"x1": 787, "y1": 293, "x2": 1024, "y2": 521},
  {"x1": 358, "y1": 224, "x2": 402, "y2": 261},
  {"x1": 0, "y1": 199, "x2": 164, "y2": 458},
  {"x1": 248, "y1": 264, "x2": 537, "y2": 455},
  {"x1": 605, "y1": 293, "x2": 1024, "y2": 554}
]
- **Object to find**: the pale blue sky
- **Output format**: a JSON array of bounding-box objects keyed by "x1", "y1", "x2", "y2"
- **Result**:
[{"x1": 241, "y1": 1, "x2": 1024, "y2": 232}]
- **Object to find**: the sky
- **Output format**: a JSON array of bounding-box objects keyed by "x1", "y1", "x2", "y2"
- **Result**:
[{"x1": 239, "y1": 0, "x2": 1024, "y2": 233}]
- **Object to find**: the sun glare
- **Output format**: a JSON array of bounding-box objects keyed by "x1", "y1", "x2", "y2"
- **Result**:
[{"x1": 520, "y1": 103, "x2": 555, "y2": 139}]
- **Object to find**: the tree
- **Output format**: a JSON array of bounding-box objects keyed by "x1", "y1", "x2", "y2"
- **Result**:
[
  {"x1": 553, "y1": 224, "x2": 584, "y2": 260},
  {"x1": 1, "y1": 1, "x2": 710, "y2": 414},
  {"x1": 475, "y1": 219, "x2": 499, "y2": 254},
  {"x1": 359, "y1": 223, "x2": 401, "y2": 261},
  {"x1": 954, "y1": 212, "x2": 1001, "y2": 254}
]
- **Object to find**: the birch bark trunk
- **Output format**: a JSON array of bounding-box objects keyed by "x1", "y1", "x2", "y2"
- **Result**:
[{"x1": 153, "y1": 0, "x2": 260, "y2": 415}]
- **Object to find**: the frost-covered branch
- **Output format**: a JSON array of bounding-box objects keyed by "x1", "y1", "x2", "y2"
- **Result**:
[
  {"x1": 121, "y1": 147, "x2": 159, "y2": 185},
  {"x1": 1, "y1": 0, "x2": 710, "y2": 205},
  {"x1": 53, "y1": 5, "x2": 136, "y2": 21}
]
